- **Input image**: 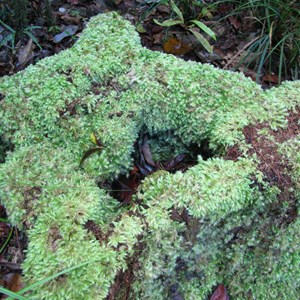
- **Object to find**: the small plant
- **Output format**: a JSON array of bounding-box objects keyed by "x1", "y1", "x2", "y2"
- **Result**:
[
  {"x1": 0, "y1": 0, "x2": 31, "y2": 39},
  {"x1": 223, "y1": 0, "x2": 300, "y2": 83},
  {"x1": 153, "y1": 0, "x2": 216, "y2": 53},
  {"x1": 0, "y1": 20, "x2": 42, "y2": 52},
  {"x1": 0, "y1": 219, "x2": 13, "y2": 254},
  {"x1": 48, "y1": 25, "x2": 61, "y2": 34},
  {"x1": 0, "y1": 0, "x2": 55, "y2": 53}
]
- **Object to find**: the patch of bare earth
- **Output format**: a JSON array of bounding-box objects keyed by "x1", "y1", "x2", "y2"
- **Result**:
[{"x1": 226, "y1": 107, "x2": 300, "y2": 224}]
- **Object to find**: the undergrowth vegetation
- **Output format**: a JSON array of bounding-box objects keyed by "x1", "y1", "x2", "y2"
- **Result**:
[
  {"x1": 141, "y1": 0, "x2": 300, "y2": 82},
  {"x1": 221, "y1": 0, "x2": 300, "y2": 82}
]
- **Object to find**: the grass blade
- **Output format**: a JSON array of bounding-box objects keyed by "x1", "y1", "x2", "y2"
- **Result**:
[
  {"x1": 153, "y1": 19, "x2": 183, "y2": 27},
  {"x1": 188, "y1": 29, "x2": 213, "y2": 53},
  {"x1": 0, "y1": 226, "x2": 13, "y2": 254},
  {"x1": 190, "y1": 20, "x2": 216, "y2": 40},
  {"x1": 170, "y1": 0, "x2": 184, "y2": 23},
  {"x1": 0, "y1": 34, "x2": 14, "y2": 49},
  {"x1": 0, "y1": 217, "x2": 10, "y2": 222},
  {"x1": 278, "y1": 41, "x2": 285, "y2": 84},
  {"x1": 0, "y1": 20, "x2": 15, "y2": 33},
  {"x1": 6, "y1": 258, "x2": 101, "y2": 299},
  {"x1": 256, "y1": 35, "x2": 269, "y2": 82},
  {"x1": 24, "y1": 31, "x2": 42, "y2": 50},
  {"x1": 0, "y1": 287, "x2": 29, "y2": 300}
]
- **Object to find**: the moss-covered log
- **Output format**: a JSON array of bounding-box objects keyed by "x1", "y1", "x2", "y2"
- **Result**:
[{"x1": 0, "y1": 12, "x2": 299, "y2": 299}]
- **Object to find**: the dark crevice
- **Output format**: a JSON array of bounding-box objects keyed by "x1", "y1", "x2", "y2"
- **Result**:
[
  {"x1": 95, "y1": 131, "x2": 214, "y2": 300},
  {"x1": 0, "y1": 137, "x2": 14, "y2": 164},
  {"x1": 105, "y1": 130, "x2": 214, "y2": 207}
]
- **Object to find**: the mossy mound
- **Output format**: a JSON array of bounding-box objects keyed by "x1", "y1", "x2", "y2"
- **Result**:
[{"x1": 0, "y1": 12, "x2": 299, "y2": 299}]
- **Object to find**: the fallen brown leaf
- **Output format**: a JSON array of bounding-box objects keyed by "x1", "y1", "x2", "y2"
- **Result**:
[
  {"x1": 228, "y1": 16, "x2": 241, "y2": 30},
  {"x1": 163, "y1": 37, "x2": 192, "y2": 55},
  {"x1": 263, "y1": 73, "x2": 279, "y2": 84},
  {"x1": 141, "y1": 135, "x2": 155, "y2": 167},
  {"x1": 67, "y1": 0, "x2": 80, "y2": 5},
  {"x1": 1, "y1": 273, "x2": 24, "y2": 295},
  {"x1": 61, "y1": 14, "x2": 82, "y2": 25},
  {"x1": 153, "y1": 32, "x2": 163, "y2": 44},
  {"x1": 210, "y1": 284, "x2": 229, "y2": 300},
  {"x1": 163, "y1": 153, "x2": 186, "y2": 171},
  {"x1": 17, "y1": 39, "x2": 34, "y2": 68},
  {"x1": 218, "y1": 3, "x2": 234, "y2": 15},
  {"x1": 157, "y1": 4, "x2": 170, "y2": 14}
]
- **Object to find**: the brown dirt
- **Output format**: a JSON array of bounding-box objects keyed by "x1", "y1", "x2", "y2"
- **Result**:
[
  {"x1": 84, "y1": 220, "x2": 104, "y2": 242},
  {"x1": 243, "y1": 107, "x2": 300, "y2": 190},
  {"x1": 226, "y1": 107, "x2": 300, "y2": 224},
  {"x1": 106, "y1": 245, "x2": 144, "y2": 300}
]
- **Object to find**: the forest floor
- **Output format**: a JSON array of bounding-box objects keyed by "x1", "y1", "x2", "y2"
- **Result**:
[{"x1": 0, "y1": 0, "x2": 295, "y2": 298}]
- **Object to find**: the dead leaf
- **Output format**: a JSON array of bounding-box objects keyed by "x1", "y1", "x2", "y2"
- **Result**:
[
  {"x1": 242, "y1": 69, "x2": 257, "y2": 82},
  {"x1": 79, "y1": 146, "x2": 105, "y2": 168},
  {"x1": 61, "y1": 14, "x2": 82, "y2": 25},
  {"x1": 90, "y1": 133, "x2": 104, "y2": 147},
  {"x1": 141, "y1": 136, "x2": 155, "y2": 167},
  {"x1": 17, "y1": 39, "x2": 34, "y2": 68},
  {"x1": 210, "y1": 284, "x2": 229, "y2": 300},
  {"x1": 0, "y1": 261, "x2": 21, "y2": 270},
  {"x1": 1, "y1": 273, "x2": 24, "y2": 295},
  {"x1": 163, "y1": 37, "x2": 192, "y2": 55},
  {"x1": 157, "y1": 4, "x2": 171, "y2": 14},
  {"x1": 218, "y1": 3, "x2": 233, "y2": 15},
  {"x1": 112, "y1": 168, "x2": 141, "y2": 206},
  {"x1": 228, "y1": 16, "x2": 241, "y2": 30},
  {"x1": 153, "y1": 32, "x2": 163, "y2": 44},
  {"x1": 67, "y1": 0, "x2": 80, "y2": 5},
  {"x1": 263, "y1": 73, "x2": 279, "y2": 84},
  {"x1": 163, "y1": 153, "x2": 186, "y2": 171}
]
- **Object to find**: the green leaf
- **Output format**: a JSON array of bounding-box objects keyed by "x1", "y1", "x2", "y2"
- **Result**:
[
  {"x1": 0, "y1": 288, "x2": 29, "y2": 300},
  {"x1": 0, "y1": 20, "x2": 15, "y2": 33},
  {"x1": 190, "y1": 20, "x2": 216, "y2": 40},
  {"x1": 90, "y1": 133, "x2": 104, "y2": 147},
  {"x1": 170, "y1": 0, "x2": 184, "y2": 23},
  {"x1": 0, "y1": 226, "x2": 13, "y2": 254},
  {"x1": 153, "y1": 19, "x2": 183, "y2": 27},
  {"x1": 0, "y1": 34, "x2": 14, "y2": 48},
  {"x1": 0, "y1": 217, "x2": 9, "y2": 222},
  {"x1": 24, "y1": 31, "x2": 42, "y2": 50},
  {"x1": 188, "y1": 29, "x2": 213, "y2": 53},
  {"x1": 136, "y1": 23, "x2": 147, "y2": 33},
  {"x1": 79, "y1": 147, "x2": 105, "y2": 168},
  {"x1": 24, "y1": 26, "x2": 41, "y2": 30}
]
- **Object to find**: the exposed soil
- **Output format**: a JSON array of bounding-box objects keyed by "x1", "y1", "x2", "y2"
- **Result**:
[
  {"x1": 106, "y1": 243, "x2": 144, "y2": 300},
  {"x1": 226, "y1": 107, "x2": 300, "y2": 226}
]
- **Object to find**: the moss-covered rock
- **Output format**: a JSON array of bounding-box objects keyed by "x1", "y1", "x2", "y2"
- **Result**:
[{"x1": 0, "y1": 12, "x2": 299, "y2": 299}]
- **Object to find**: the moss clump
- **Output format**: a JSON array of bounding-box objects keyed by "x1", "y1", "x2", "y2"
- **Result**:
[{"x1": 0, "y1": 12, "x2": 299, "y2": 300}]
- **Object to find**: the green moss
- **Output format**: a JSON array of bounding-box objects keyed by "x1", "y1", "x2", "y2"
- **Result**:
[
  {"x1": 0, "y1": 12, "x2": 299, "y2": 300},
  {"x1": 278, "y1": 137, "x2": 300, "y2": 193},
  {"x1": 138, "y1": 157, "x2": 259, "y2": 219}
]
